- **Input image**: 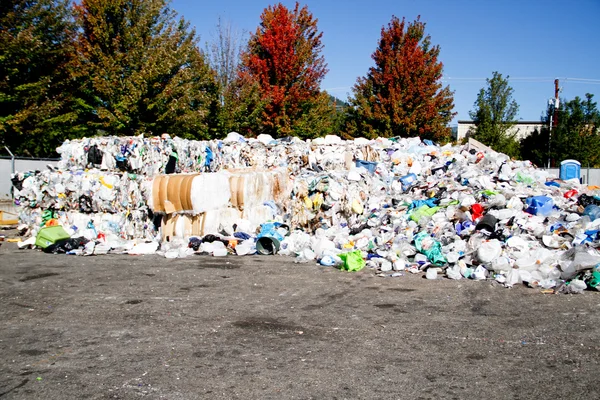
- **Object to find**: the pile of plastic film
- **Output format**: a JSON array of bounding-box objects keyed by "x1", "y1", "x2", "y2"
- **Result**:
[
  {"x1": 11, "y1": 168, "x2": 156, "y2": 243},
  {"x1": 56, "y1": 135, "x2": 221, "y2": 174},
  {"x1": 11, "y1": 132, "x2": 600, "y2": 293},
  {"x1": 272, "y1": 137, "x2": 600, "y2": 293},
  {"x1": 54, "y1": 133, "x2": 384, "y2": 175}
]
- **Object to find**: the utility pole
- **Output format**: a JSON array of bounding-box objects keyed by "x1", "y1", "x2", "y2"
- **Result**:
[
  {"x1": 547, "y1": 79, "x2": 560, "y2": 168},
  {"x1": 553, "y1": 79, "x2": 559, "y2": 128}
]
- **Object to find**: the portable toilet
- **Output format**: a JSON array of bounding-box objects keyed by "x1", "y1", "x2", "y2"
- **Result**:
[{"x1": 560, "y1": 159, "x2": 581, "y2": 181}]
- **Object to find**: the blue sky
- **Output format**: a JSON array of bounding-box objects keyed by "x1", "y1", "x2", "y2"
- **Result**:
[{"x1": 171, "y1": 0, "x2": 600, "y2": 124}]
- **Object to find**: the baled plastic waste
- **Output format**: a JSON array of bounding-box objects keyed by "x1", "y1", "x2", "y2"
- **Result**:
[{"x1": 11, "y1": 133, "x2": 600, "y2": 292}]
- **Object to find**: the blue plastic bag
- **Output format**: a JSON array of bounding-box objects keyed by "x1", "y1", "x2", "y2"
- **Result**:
[
  {"x1": 204, "y1": 147, "x2": 214, "y2": 167},
  {"x1": 355, "y1": 160, "x2": 378, "y2": 174},
  {"x1": 257, "y1": 222, "x2": 288, "y2": 242},
  {"x1": 525, "y1": 196, "x2": 554, "y2": 216},
  {"x1": 455, "y1": 221, "x2": 473, "y2": 235},
  {"x1": 408, "y1": 198, "x2": 438, "y2": 210},
  {"x1": 583, "y1": 205, "x2": 600, "y2": 221}
]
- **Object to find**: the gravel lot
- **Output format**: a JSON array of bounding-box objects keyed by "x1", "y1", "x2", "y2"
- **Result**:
[{"x1": 1, "y1": 236, "x2": 600, "y2": 399}]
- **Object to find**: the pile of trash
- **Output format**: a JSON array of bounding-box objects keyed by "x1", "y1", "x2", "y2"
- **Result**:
[
  {"x1": 11, "y1": 168, "x2": 155, "y2": 240},
  {"x1": 11, "y1": 133, "x2": 600, "y2": 293},
  {"x1": 53, "y1": 132, "x2": 367, "y2": 174}
]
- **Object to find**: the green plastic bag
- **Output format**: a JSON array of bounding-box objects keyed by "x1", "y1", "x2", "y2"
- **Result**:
[
  {"x1": 481, "y1": 189, "x2": 498, "y2": 197},
  {"x1": 409, "y1": 205, "x2": 440, "y2": 223},
  {"x1": 588, "y1": 270, "x2": 600, "y2": 288},
  {"x1": 339, "y1": 250, "x2": 366, "y2": 272},
  {"x1": 414, "y1": 232, "x2": 447, "y2": 266},
  {"x1": 515, "y1": 171, "x2": 535, "y2": 186}
]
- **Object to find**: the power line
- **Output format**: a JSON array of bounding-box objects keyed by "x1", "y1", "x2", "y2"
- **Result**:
[
  {"x1": 442, "y1": 76, "x2": 600, "y2": 84},
  {"x1": 562, "y1": 78, "x2": 600, "y2": 83}
]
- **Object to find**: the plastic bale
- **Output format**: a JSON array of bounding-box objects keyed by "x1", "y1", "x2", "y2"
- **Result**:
[{"x1": 338, "y1": 250, "x2": 366, "y2": 272}]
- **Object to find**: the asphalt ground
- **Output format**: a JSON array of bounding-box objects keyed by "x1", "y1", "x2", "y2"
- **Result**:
[{"x1": 1, "y1": 235, "x2": 600, "y2": 399}]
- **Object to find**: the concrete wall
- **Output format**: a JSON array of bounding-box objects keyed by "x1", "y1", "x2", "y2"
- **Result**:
[{"x1": 0, "y1": 158, "x2": 58, "y2": 200}]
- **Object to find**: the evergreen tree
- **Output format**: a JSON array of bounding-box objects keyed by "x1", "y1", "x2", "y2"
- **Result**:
[
  {"x1": 292, "y1": 91, "x2": 343, "y2": 139},
  {"x1": 239, "y1": 2, "x2": 332, "y2": 138},
  {"x1": 348, "y1": 16, "x2": 455, "y2": 141},
  {"x1": 75, "y1": 0, "x2": 219, "y2": 139},
  {"x1": 0, "y1": 0, "x2": 89, "y2": 157},
  {"x1": 469, "y1": 71, "x2": 520, "y2": 157}
]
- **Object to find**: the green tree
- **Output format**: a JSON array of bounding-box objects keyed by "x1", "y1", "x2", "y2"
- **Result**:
[
  {"x1": 292, "y1": 91, "x2": 343, "y2": 139},
  {"x1": 469, "y1": 71, "x2": 520, "y2": 157},
  {"x1": 75, "y1": 0, "x2": 219, "y2": 139},
  {"x1": 521, "y1": 94, "x2": 600, "y2": 168},
  {"x1": 519, "y1": 126, "x2": 547, "y2": 167},
  {"x1": 549, "y1": 94, "x2": 600, "y2": 167},
  {"x1": 0, "y1": 0, "x2": 90, "y2": 157},
  {"x1": 239, "y1": 2, "x2": 333, "y2": 138},
  {"x1": 347, "y1": 16, "x2": 455, "y2": 141},
  {"x1": 223, "y1": 73, "x2": 267, "y2": 137}
]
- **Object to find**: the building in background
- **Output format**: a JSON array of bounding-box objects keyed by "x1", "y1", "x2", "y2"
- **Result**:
[{"x1": 454, "y1": 120, "x2": 544, "y2": 142}]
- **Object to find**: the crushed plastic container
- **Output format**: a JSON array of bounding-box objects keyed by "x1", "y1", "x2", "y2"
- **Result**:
[
  {"x1": 355, "y1": 160, "x2": 378, "y2": 174},
  {"x1": 525, "y1": 196, "x2": 554, "y2": 216},
  {"x1": 583, "y1": 205, "x2": 600, "y2": 221},
  {"x1": 35, "y1": 226, "x2": 71, "y2": 249}
]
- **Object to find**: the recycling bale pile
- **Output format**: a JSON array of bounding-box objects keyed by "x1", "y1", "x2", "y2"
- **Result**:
[
  {"x1": 55, "y1": 135, "x2": 222, "y2": 174},
  {"x1": 12, "y1": 169, "x2": 155, "y2": 243},
  {"x1": 282, "y1": 137, "x2": 600, "y2": 293},
  {"x1": 11, "y1": 133, "x2": 600, "y2": 292},
  {"x1": 151, "y1": 168, "x2": 292, "y2": 242}
]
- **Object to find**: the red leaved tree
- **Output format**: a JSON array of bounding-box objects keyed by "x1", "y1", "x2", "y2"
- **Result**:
[
  {"x1": 347, "y1": 16, "x2": 455, "y2": 141},
  {"x1": 239, "y1": 2, "x2": 329, "y2": 137}
]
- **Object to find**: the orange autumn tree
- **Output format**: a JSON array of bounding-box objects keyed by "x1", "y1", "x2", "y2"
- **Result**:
[
  {"x1": 348, "y1": 16, "x2": 455, "y2": 141},
  {"x1": 239, "y1": 2, "x2": 331, "y2": 138}
]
